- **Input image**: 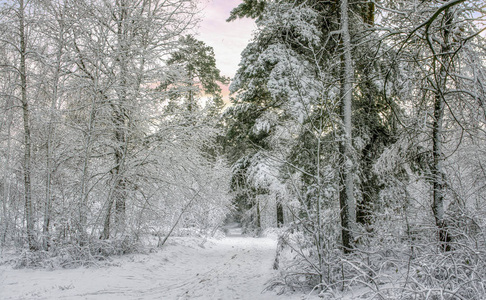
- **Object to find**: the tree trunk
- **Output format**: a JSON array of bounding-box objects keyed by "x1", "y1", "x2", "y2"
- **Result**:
[
  {"x1": 338, "y1": 0, "x2": 356, "y2": 253},
  {"x1": 431, "y1": 7, "x2": 453, "y2": 252},
  {"x1": 276, "y1": 199, "x2": 284, "y2": 227},
  {"x1": 103, "y1": 1, "x2": 130, "y2": 238},
  {"x1": 1, "y1": 82, "x2": 13, "y2": 246},
  {"x1": 256, "y1": 199, "x2": 261, "y2": 229},
  {"x1": 111, "y1": 107, "x2": 128, "y2": 236},
  {"x1": 356, "y1": 1, "x2": 378, "y2": 228},
  {"x1": 101, "y1": 196, "x2": 114, "y2": 240},
  {"x1": 19, "y1": 0, "x2": 35, "y2": 250},
  {"x1": 101, "y1": 108, "x2": 128, "y2": 239},
  {"x1": 78, "y1": 94, "x2": 98, "y2": 242},
  {"x1": 43, "y1": 18, "x2": 65, "y2": 250},
  {"x1": 432, "y1": 91, "x2": 449, "y2": 251}
]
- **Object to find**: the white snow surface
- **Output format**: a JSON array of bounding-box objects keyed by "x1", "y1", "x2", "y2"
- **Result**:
[{"x1": 0, "y1": 231, "x2": 317, "y2": 300}]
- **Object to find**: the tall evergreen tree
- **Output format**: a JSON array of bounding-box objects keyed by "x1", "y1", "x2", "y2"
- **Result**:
[
  {"x1": 226, "y1": 0, "x2": 396, "y2": 250},
  {"x1": 165, "y1": 35, "x2": 228, "y2": 114}
]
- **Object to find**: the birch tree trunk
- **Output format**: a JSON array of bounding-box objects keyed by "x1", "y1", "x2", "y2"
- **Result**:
[
  {"x1": 1, "y1": 77, "x2": 14, "y2": 246},
  {"x1": 19, "y1": 0, "x2": 35, "y2": 250}
]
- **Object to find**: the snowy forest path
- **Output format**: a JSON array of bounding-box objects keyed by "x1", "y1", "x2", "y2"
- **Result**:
[
  {"x1": 1, "y1": 234, "x2": 310, "y2": 300},
  {"x1": 157, "y1": 236, "x2": 278, "y2": 299}
]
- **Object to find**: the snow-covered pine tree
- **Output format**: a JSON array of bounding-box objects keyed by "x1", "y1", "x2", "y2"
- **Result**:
[
  {"x1": 225, "y1": 0, "x2": 325, "y2": 234},
  {"x1": 225, "y1": 0, "x2": 447, "y2": 293}
]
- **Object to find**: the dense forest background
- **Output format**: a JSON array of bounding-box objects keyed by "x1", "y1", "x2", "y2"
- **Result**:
[{"x1": 1, "y1": 0, "x2": 486, "y2": 299}]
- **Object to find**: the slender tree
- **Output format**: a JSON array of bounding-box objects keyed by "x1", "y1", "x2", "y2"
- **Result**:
[
  {"x1": 338, "y1": 0, "x2": 356, "y2": 252},
  {"x1": 17, "y1": 0, "x2": 35, "y2": 250}
]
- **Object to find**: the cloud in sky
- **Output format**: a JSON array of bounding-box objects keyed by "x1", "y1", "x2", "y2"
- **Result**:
[{"x1": 196, "y1": 0, "x2": 256, "y2": 80}]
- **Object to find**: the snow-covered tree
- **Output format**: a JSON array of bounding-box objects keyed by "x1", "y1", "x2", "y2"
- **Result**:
[
  {"x1": 0, "y1": 0, "x2": 43, "y2": 250},
  {"x1": 0, "y1": 0, "x2": 233, "y2": 261},
  {"x1": 63, "y1": 0, "x2": 199, "y2": 240},
  {"x1": 227, "y1": 0, "x2": 485, "y2": 296},
  {"x1": 164, "y1": 35, "x2": 228, "y2": 113}
]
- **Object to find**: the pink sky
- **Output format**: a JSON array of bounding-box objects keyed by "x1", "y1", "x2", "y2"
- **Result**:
[{"x1": 196, "y1": 0, "x2": 256, "y2": 101}]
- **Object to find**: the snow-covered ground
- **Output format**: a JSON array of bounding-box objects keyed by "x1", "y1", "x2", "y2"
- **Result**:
[{"x1": 0, "y1": 228, "x2": 317, "y2": 300}]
